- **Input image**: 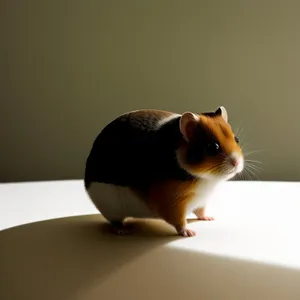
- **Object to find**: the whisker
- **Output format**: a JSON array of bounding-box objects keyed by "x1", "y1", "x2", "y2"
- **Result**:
[
  {"x1": 246, "y1": 163, "x2": 263, "y2": 172},
  {"x1": 240, "y1": 139, "x2": 253, "y2": 149},
  {"x1": 241, "y1": 171, "x2": 247, "y2": 181},
  {"x1": 203, "y1": 161, "x2": 225, "y2": 174},
  {"x1": 242, "y1": 169, "x2": 253, "y2": 181},
  {"x1": 235, "y1": 126, "x2": 244, "y2": 138},
  {"x1": 239, "y1": 170, "x2": 247, "y2": 180},
  {"x1": 245, "y1": 166, "x2": 260, "y2": 180},
  {"x1": 247, "y1": 161, "x2": 262, "y2": 167},
  {"x1": 244, "y1": 149, "x2": 266, "y2": 156},
  {"x1": 245, "y1": 159, "x2": 263, "y2": 164}
]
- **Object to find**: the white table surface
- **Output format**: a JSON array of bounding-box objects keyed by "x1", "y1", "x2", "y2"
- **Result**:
[
  {"x1": 1, "y1": 180, "x2": 300, "y2": 300},
  {"x1": 1, "y1": 179, "x2": 300, "y2": 268},
  {"x1": 0, "y1": 180, "x2": 98, "y2": 231}
]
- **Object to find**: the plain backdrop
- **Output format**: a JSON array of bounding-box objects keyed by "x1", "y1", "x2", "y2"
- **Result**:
[{"x1": 1, "y1": 0, "x2": 299, "y2": 182}]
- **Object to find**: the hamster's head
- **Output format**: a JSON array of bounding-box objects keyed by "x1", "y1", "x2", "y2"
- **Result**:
[{"x1": 177, "y1": 106, "x2": 244, "y2": 181}]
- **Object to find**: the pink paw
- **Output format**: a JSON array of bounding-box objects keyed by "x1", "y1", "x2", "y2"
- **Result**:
[
  {"x1": 197, "y1": 216, "x2": 214, "y2": 221},
  {"x1": 178, "y1": 228, "x2": 197, "y2": 237}
]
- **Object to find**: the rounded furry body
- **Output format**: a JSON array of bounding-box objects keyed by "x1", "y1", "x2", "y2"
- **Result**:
[{"x1": 84, "y1": 108, "x2": 244, "y2": 236}]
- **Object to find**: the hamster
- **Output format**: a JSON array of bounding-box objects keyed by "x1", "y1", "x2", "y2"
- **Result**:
[{"x1": 84, "y1": 106, "x2": 244, "y2": 237}]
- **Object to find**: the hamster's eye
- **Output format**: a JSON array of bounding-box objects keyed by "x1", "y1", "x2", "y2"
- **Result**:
[
  {"x1": 234, "y1": 136, "x2": 239, "y2": 143},
  {"x1": 207, "y1": 142, "x2": 220, "y2": 156}
]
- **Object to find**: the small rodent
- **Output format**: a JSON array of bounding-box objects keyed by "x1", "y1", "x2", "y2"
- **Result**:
[{"x1": 84, "y1": 106, "x2": 244, "y2": 237}]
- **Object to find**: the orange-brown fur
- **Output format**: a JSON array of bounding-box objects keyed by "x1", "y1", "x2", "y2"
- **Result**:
[
  {"x1": 145, "y1": 111, "x2": 242, "y2": 233},
  {"x1": 178, "y1": 114, "x2": 242, "y2": 176},
  {"x1": 147, "y1": 179, "x2": 200, "y2": 230}
]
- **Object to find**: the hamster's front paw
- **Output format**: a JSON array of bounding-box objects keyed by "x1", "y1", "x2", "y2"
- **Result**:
[
  {"x1": 197, "y1": 216, "x2": 215, "y2": 221},
  {"x1": 177, "y1": 228, "x2": 196, "y2": 237},
  {"x1": 194, "y1": 207, "x2": 214, "y2": 221}
]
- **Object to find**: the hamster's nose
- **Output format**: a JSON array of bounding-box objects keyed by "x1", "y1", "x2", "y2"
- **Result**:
[
  {"x1": 231, "y1": 158, "x2": 239, "y2": 166},
  {"x1": 229, "y1": 152, "x2": 240, "y2": 166}
]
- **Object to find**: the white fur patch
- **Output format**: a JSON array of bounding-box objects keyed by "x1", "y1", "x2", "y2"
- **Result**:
[
  {"x1": 86, "y1": 182, "x2": 155, "y2": 222},
  {"x1": 186, "y1": 179, "x2": 222, "y2": 213}
]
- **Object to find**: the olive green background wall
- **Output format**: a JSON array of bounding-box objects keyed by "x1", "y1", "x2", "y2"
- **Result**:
[{"x1": 1, "y1": 1, "x2": 299, "y2": 182}]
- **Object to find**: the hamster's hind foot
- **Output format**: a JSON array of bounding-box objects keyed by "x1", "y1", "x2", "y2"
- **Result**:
[
  {"x1": 177, "y1": 227, "x2": 196, "y2": 237},
  {"x1": 110, "y1": 221, "x2": 132, "y2": 236}
]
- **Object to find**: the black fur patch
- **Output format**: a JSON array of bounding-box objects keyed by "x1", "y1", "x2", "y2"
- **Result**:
[{"x1": 84, "y1": 111, "x2": 193, "y2": 192}]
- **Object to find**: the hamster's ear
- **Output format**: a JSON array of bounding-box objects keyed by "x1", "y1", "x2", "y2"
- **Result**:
[
  {"x1": 215, "y1": 106, "x2": 228, "y2": 122},
  {"x1": 180, "y1": 112, "x2": 200, "y2": 141}
]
